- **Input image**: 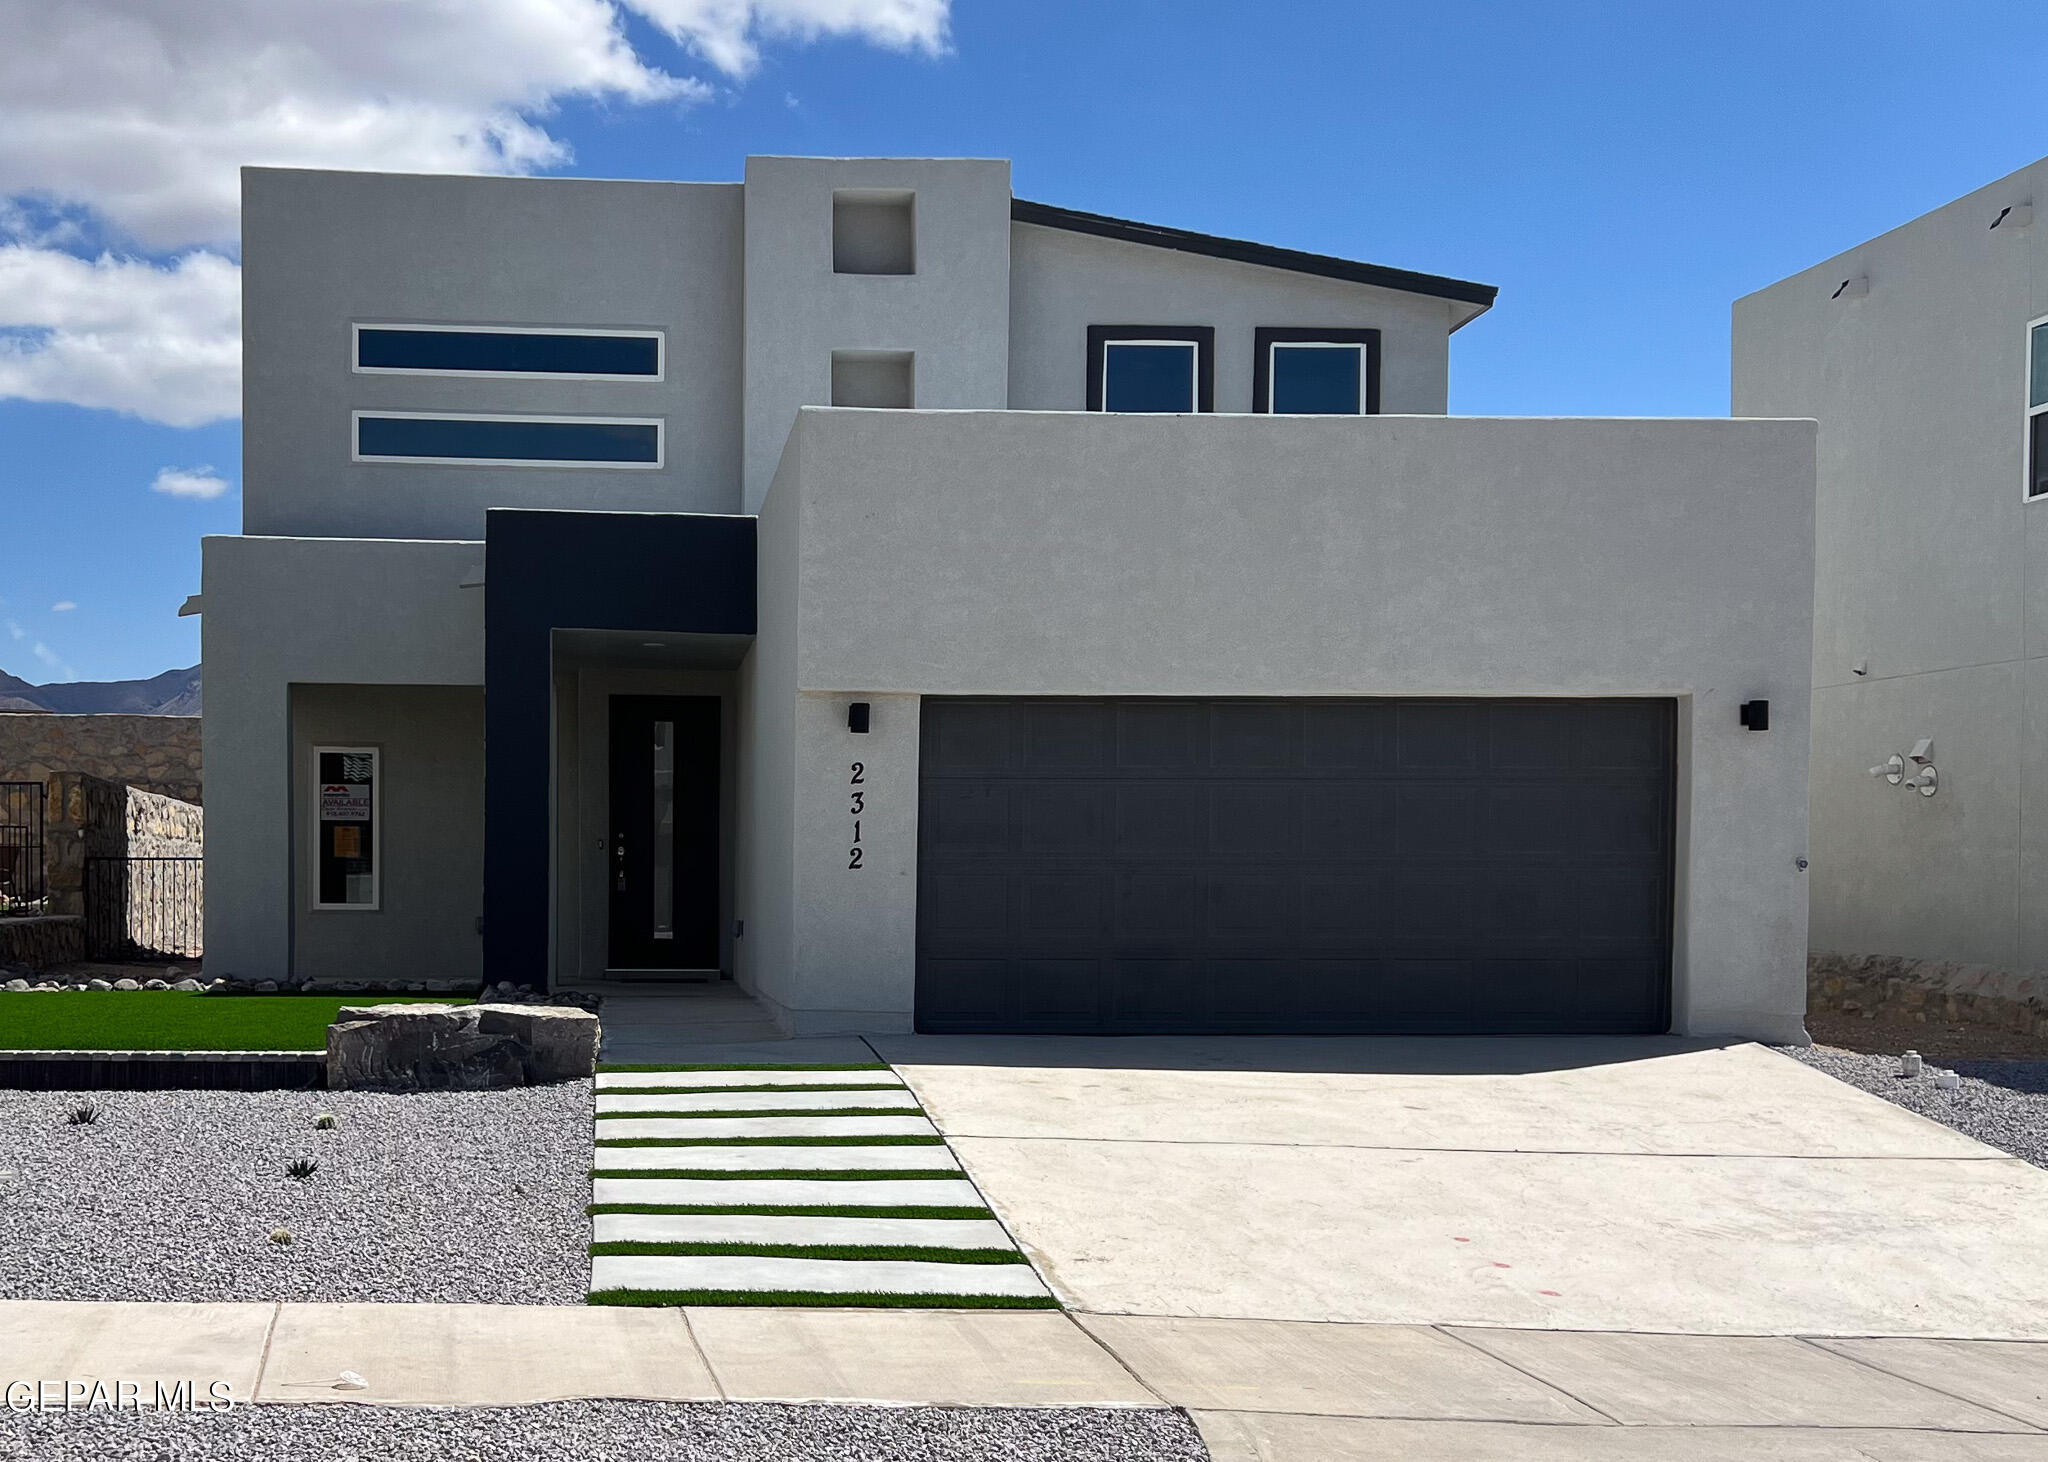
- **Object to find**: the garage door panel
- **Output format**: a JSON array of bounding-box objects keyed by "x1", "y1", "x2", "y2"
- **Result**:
[{"x1": 916, "y1": 698, "x2": 1672, "y2": 1036}]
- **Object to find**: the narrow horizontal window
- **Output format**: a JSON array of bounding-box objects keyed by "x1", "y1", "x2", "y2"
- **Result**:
[
  {"x1": 354, "y1": 413, "x2": 663, "y2": 468},
  {"x1": 1087, "y1": 326, "x2": 1215, "y2": 413},
  {"x1": 1253, "y1": 328, "x2": 1382, "y2": 415},
  {"x1": 353, "y1": 325, "x2": 662, "y2": 379}
]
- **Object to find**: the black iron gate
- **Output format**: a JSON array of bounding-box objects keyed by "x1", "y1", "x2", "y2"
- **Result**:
[
  {"x1": 85, "y1": 856, "x2": 203, "y2": 959},
  {"x1": 0, "y1": 782, "x2": 44, "y2": 913}
]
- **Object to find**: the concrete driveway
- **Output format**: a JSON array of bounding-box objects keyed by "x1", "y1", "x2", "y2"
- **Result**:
[{"x1": 871, "y1": 1036, "x2": 2048, "y2": 1339}]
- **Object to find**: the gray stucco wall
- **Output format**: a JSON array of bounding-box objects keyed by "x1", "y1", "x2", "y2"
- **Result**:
[
  {"x1": 1733, "y1": 157, "x2": 2048, "y2": 976},
  {"x1": 1008, "y1": 222, "x2": 1455, "y2": 415},
  {"x1": 242, "y1": 168, "x2": 744, "y2": 539},
  {"x1": 290, "y1": 683, "x2": 484, "y2": 985},
  {"x1": 201, "y1": 534, "x2": 482, "y2": 980},
  {"x1": 747, "y1": 408, "x2": 1817, "y2": 1040}
]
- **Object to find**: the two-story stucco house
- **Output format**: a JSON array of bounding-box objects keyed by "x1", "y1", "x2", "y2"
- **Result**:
[
  {"x1": 1735, "y1": 158, "x2": 2048, "y2": 1010},
  {"x1": 200, "y1": 155, "x2": 1817, "y2": 1041}
]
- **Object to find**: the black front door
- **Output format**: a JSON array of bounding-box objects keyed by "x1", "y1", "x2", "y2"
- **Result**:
[{"x1": 608, "y1": 695, "x2": 720, "y2": 971}]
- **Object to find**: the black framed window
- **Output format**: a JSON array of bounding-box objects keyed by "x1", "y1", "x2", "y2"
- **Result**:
[
  {"x1": 2030, "y1": 319, "x2": 2048, "y2": 499},
  {"x1": 1087, "y1": 325, "x2": 1215, "y2": 413},
  {"x1": 354, "y1": 325, "x2": 662, "y2": 379},
  {"x1": 354, "y1": 414, "x2": 663, "y2": 467},
  {"x1": 1253, "y1": 327, "x2": 1383, "y2": 415}
]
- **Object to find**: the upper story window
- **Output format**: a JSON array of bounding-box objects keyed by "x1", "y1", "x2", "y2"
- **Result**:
[
  {"x1": 1254, "y1": 328, "x2": 1382, "y2": 415},
  {"x1": 354, "y1": 412, "x2": 664, "y2": 469},
  {"x1": 1087, "y1": 326, "x2": 1215, "y2": 413},
  {"x1": 353, "y1": 324, "x2": 663, "y2": 380},
  {"x1": 2030, "y1": 318, "x2": 2048, "y2": 499}
]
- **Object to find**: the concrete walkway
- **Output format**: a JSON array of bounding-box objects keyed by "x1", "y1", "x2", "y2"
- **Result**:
[
  {"x1": 876, "y1": 1035, "x2": 2048, "y2": 1338},
  {"x1": 7, "y1": 1300, "x2": 2047, "y2": 1458}
]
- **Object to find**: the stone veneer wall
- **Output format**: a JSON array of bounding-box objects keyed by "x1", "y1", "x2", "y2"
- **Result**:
[
  {"x1": 41, "y1": 773, "x2": 203, "y2": 957},
  {"x1": 1809, "y1": 952, "x2": 2048, "y2": 1039},
  {"x1": 0, "y1": 915, "x2": 84, "y2": 970},
  {"x1": 0, "y1": 714, "x2": 202, "y2": 805}
]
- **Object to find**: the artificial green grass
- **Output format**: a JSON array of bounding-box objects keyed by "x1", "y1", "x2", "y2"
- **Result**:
[
  {"x1": 589, "y1": 1203, "x2": 993, "y2": 1220},
  {"x1": 0, "y1": 992, "x2": 468, "y2": 1052},
  {"x1": 596, "y1": 1135, "x2": 947, "y2": 1149},
  {"x1": 592, "y1": 1168, "x2": 962, "y2": 1182},
  {"x1": 589, "y1": 1242, "x2": 1026, "y2": 1264},
  {"x1": 589, "y1": 1289, "x2": 1057, "y2": 1310},
  {"x1": 594, "y1": 1083, "x2": 906, "y2": 1096},
  {"x1": 598, "y1": 1061, "x2": 891, "y2": 1073},
  {"x1": 595, "y1": 1106, "x2": 922, "y2": 1121}
]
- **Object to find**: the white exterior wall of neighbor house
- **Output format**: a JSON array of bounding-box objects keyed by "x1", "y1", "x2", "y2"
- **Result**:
[
  {"x1": 738, "y1": 408, "x2": 1817, "y2": 1041},
  {"x1": 1733, "y1": 157, "x2": 2048, "y2": 978},
  {"x1": 1007, "y1": 221, "x2": 1457, "y2": 414}
]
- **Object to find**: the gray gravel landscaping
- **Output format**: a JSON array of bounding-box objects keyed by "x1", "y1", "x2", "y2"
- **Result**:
[
  {"x1": 0, "y1": 1082, "x2": 591, "y2": 1304},
  {"x1": 0, "y1": 1401, "x2": 1209, "y2": 1462},
  {"x1": 1779, "y1": 1045, "x2": 2048, "y2": 1171}
]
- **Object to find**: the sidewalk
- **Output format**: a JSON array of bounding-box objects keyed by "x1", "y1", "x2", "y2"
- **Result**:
[{"x1": 6, "y1": 1300, "x2": 2046, "y2": 1459}]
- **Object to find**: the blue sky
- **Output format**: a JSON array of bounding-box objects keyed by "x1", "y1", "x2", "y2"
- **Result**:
[{"x1": 3, "y1": 0, "x2": 2046, "y2": 682}]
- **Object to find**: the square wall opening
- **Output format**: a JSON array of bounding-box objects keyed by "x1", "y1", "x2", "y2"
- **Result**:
[
  {"x1": 831, "y1": 350, "x2": 915, "y2": 409},
  {"x1": 832, "y1": 190, "x2": 916, "y2": 275}
]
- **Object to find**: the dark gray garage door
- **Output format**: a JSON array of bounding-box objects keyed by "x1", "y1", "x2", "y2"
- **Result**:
[{"x1": 915, "y1": 698, "x2": 1674, "y2": 1035}]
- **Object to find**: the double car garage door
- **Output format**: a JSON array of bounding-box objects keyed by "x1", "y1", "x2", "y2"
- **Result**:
[{"x1": 915, "y1": 697, "x2": 1675, "y2": 1035}]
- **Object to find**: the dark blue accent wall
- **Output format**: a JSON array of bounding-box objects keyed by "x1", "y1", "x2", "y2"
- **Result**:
[{"x1": 484, "y1": 509, "x2": 757, "y2": 987}]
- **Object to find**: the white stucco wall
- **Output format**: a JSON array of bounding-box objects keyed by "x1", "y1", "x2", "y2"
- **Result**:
[
  {"x1": 746, "y1": 407, "x2": 1817, "y2": 1040},
  {"x1": 1008, "y1": 221, "x2": 1457, "y2": 415},
  {"x1": 1734, "y1": 156, "x2": 2048, "y2": 974}
]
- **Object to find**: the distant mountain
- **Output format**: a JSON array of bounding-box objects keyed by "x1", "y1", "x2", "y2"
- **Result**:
[{"x1": 0, "y1": 665, "x2": 201, "y2": 716}]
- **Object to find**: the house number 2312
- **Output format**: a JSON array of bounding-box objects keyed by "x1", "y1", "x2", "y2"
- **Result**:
[{"x1": 848, "y1": 762, "x2": 865, "y2": 870}]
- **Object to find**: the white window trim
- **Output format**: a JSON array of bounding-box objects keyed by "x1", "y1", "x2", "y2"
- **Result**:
[
  {"x1": 351, "y1": 322, "x2": 666, "y2": 382},
  {"x1": 1101, "y1": 339, "x2": 1200, "y2": 413},
  {"x1": 351, "y1": 411, "x2": 666, "y2": 470},
  {"x1": 2028, "y1": 314, "x2": 2048, "y2": 502},
  {"x1": 1267, "y1": 340, "x2": 1366, "y2": 414},
  {"x1": 310, "y1": 744, "x2": 381, "y2": 913}
]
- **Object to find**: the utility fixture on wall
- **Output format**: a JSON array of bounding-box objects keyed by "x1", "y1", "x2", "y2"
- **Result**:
[
  {"x1": 1832, "y1": 276, "x2": 1869, "y2": 300},
  {"x1": 1867, "y1": 739, "x2": 1938, "y2": 796},
  {"x1": 1992, "y1": 203, "x2": 2034, "y2": 230}
]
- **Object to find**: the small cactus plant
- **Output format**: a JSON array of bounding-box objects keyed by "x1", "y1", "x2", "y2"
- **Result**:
[
  {"x1": 66, "y1": 1101, "x2": 100, "y2": 1127},
  {"x1": 269, "y1": 1227, "x2": 293, "y2": 1245},
  {"x1": 286, "y1": 1158, "x2": 319, "y2": 1181},
  {"x1": 312, "y1": 1113, "x2": 338, "y2": 1131}
]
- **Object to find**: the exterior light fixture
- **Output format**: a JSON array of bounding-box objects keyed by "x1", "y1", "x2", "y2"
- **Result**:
[
  {"x1": 1739, "y1": 700, "x2": 1770, "y2": 730},
  {"x1": 1832, "y1": 276, "x2": 1869, "y2": 300},
  {"x1": 1992, "y1": 203, "x2": 2034, "y2": 230},
  {"x1": 848, "y1": 702, "x2": 871, "y2": 734}
]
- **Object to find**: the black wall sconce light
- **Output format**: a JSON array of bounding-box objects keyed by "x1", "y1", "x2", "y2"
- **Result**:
[
  {"x1": 1739, "y1": 700, "x2": 1770, "y2": 731},
  {"x1": 848, "y1": 702, "x2": 871, "y2": 734}
]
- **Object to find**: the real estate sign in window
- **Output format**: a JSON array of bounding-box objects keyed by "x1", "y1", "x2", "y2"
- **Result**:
[{"x1": 315, "y1": 747, "x2": 378, "y2": 909}]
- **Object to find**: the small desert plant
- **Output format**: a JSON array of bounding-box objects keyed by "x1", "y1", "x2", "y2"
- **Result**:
[
  {"x1": 311, "y1": 1113, "x2": 338, "y2": 1131},
  {"x1": 286, "y1": 1158, "x2": 319, "y2": 1181},
  {"x1": 66, "y1": 1101, "x2": 100, "y2": 1127},
  {"x1": 269, "y1": 1227, "x2": 293, "y2": 1245}
]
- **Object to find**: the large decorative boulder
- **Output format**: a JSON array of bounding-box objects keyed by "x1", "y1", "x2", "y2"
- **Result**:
[{"x1": 326, "y1": 1002, "x2": 599, "y2": 1091}]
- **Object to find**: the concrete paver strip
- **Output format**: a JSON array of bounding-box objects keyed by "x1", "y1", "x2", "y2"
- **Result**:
[
  {"x1": 0, "y1": 1299, "x2": 273, "y2": 1405},
  {"x1": 1446, "y1": 1328, "x2": 2036, "y2": 1430},
  {"x1": 255, "y1": 1303, "x2": 718, "y2": 1406},
  {"x1": 592, "y1": 1143, "x2": 961, "y2": 1172},
  {"x1": 949, "y1": 1136, "x2": 2048, "y2": 1335},
  {"x1": 596, "y1": 1088, "x2": 920, "y2": 1115},
  {"x1": 593, "y1": 1214, "x2": 1017, "y2": 1248},
  {"x1": 1192, "y1": 1413, "x2": 2048, "y2": 1461},
  {"x1": 684, "y1": 1307, "x2": 1157, "y2": 1406},
  {"x1": 595, "y1": 1115, "x2": 940, "y2": 1141},
  {"x1": 591, "y1": 1176, "x2": 984, "y2": 1208},
  {"x1": 1812, "y1": 1338, "x2": 2048, "y2": 1429},
  {"x1": 1078, "y1": 1314, "x2": 1605, "y2": 1422},
  {"x1": 597, "y1": 1069, "x2": 905, "y2": 1090},
  {"x1": 880, "y1": 1037, "x2": 1999, "y2": 1159},
  {"x1": 590, "y1": 1254, "x2": 1050, "y2": 1298}
]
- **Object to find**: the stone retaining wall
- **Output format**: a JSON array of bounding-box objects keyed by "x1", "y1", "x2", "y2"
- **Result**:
[
  {"x1": 0, "y1": 714, "x2": 201, "y2": 805},
  {"x1": 1809, "y1": 952, "x2": 2048, "y2": 1038},
  {"x1": 0, "y1": 915, "x2": 85, "y2": 970}
]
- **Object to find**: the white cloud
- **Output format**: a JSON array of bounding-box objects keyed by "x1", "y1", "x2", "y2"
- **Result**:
[
  {"x1": 0, "y1": 247, "x2": 240, "y2": 425},
  {"x1": 3, "y1": 621, "x2": 23, "y2": 641},
  {"x1": 0, "y1": 0, "x2": 951, "y2": 422},
  {"x1": 151, "y1": 465, "x2": 232, "y2": 500},
  {"x1": 50, "y1": 602, "x2": 76, "y2": 612}
]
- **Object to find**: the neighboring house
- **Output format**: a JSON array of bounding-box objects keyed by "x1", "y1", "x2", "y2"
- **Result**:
[
  {"x1": 1734, "y1": 160, "x2": 2046, "y2": 1001},
  {"x1": 199, "y1": 156, "x2": 1815, "y2": 1040}
]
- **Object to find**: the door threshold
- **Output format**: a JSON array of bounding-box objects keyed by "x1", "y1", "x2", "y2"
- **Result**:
[{"x1": 602, "y1": 969, "x2": 724, "y2": 982}]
